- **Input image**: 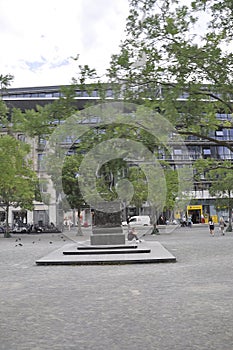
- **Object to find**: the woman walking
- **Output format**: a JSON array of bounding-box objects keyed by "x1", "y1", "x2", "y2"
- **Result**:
[
  {"x1": 209, "y1": 217, "x2": 215, "y2": 236},
  {"x1": 219, "y1": 217, "x2": 226, "y2": 236}
]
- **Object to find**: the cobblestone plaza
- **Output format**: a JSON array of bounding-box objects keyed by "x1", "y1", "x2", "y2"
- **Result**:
[{"x1": 1, "y1": 226, "x2": 233, "y2": 350}]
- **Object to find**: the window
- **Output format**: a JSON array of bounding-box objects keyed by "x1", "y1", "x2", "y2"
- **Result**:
[
  {"x1": 38, "y1": 153, "x2": 46, "y2": 171},
  {"x1": 173, "y1": 149, "x2": 183, "y2": 160},
  {"x1": 218, "y1": 147, "x2": 233, "y2": 160},
  {"x1": 75, "y1": 90, "x2": 82, "y2": 96},
  {"x1": 82, "y1": 90, "x2": 89, "y2": 97},
  {"x1": 38, "y1": 136, "x2": 46, "y2": 144},
  {"x1": 52, "y1": 92, "x2": 60, "y2": 97},
  {"x1": 91, "y1": 90, "x2": 98, "y2": 97},
  {"x1": 18, "y1": 134, "x2": 26, "y2": 142},
  {"x1": 215, "y1": 131, "x2": 223, "y2": 137},
  {"x1": 174, "y1": 149, "x2": 182, "y2": 155},
  {"x1": 106, "y1": 89, "x2": 113, "y2": 97},
  {"x1": 129, "y1": 218, "x2": 137, "y2": 223},
  {"x1": 203, "y1": 149, "x2": 211, "y2": 155},
  {"x1": 203, "y1": 149, "x2": 211, "y2": 159},
  {"x1": 39, "y1": 180, "x2": 47, "y2": 193}
]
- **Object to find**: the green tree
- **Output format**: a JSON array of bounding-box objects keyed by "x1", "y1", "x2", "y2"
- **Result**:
[
  {"x1": 0, "y1": 135, "x2": 37, "y2": 237},
  {"x1": 107, "y1": 0, "x2": 233, "y2": 150},
  {"x1": 46, "y1": 96, "x2": 192, "y2": 226},
  {"x1": 127, "y1": 166, "x2": 148, "y2": 214},
  {"x1": 195, "y1": 158, "x2": 233, "y2": 231},
  {"x1": 11, "y1": 85, "x2": 79, "y2": 139},
  {"x1": 61, "y1": 154, "x2": 88, "y2": 235},
  {"x1": 0, "y1": 100, "x2": 9, "y2": 129},
  {"x1": 0, "y1": 74, "x2": 14, "y2": 129},
  {"x1": 0, "y1": 74, "x2": 14, "y2": 92},
  {"x1": 162, "y1": 162, "x2": 179, "y2": 214},
  {"x1": 9, "y1": 72, "x2": 192, "y2": 223}
]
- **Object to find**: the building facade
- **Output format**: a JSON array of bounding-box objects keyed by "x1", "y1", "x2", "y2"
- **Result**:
[{"x1": 1, "y1": 85, "x2": 233, "y2": 227}]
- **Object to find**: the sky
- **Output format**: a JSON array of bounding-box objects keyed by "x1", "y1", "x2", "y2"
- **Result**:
[{"x1": 0, "y1": 0, "x2": 129, "y2": 88}]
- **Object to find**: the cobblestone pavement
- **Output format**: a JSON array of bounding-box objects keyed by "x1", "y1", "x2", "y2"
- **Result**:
[{"x1": 1, "y1": 226, "x2": 233, "y2": 350}]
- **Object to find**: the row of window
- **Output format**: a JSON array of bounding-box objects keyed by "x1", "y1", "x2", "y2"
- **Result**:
[
  {"x1": 37, "y1": 144, "x2": 233, "y2": 171},
  {"x1": 2, "y1": 89, "x2": 114, "y2": 99},
  {"x1": 40, "y1": 126, "x2": 232, "y2": 146},
  {"x1": 3, "y1": 85, "x2": 233, "y2": 102}
]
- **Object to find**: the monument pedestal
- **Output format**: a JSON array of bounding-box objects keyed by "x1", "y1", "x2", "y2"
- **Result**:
[
  {"x1": 91, "y1": 227, "x2": 125, "y2": 245},
  {"x1": 91, "y1": 202, "x2": 125, "y2": 246}
]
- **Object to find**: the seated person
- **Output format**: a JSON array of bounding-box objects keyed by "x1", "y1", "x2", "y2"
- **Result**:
[{"x1": 127, "y1": 227, "x2": 141, "y2": 242}]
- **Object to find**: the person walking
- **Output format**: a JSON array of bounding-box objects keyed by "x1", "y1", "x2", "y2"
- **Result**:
[
  {"x1": 187, "y1": 215, "x2": 192, "y2": 228},
  {"x1": 219, "y1": 217, "x2": 226, "y2": 236},
  {"x1": 209, "y1": 217, "x2": 215, "y2": 236}
]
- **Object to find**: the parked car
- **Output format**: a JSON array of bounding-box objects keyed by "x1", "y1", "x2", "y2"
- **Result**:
[
  {"x1": 12, "y1": 223, "x2": 32, "y2": 233},
  {"x1": 0, "y1": 226, "x2": 6, "y2": 233},
  {"x1": 122, "y1": 215, "x2": 151, "y2": 227}
]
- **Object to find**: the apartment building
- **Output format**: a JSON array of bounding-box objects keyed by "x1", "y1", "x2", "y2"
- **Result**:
[{"x1": 1, "y1": 85, "x2": 232, "y2": 227}]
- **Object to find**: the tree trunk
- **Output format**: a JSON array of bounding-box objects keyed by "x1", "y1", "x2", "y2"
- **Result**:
[
  {"x1": 150, "y1": 205, "x2": 159, "y2": 235},
  {"x1": 76, "y1": 208, "x2": 83, "y2": 236},
  {"x1": 4, "y1": 204, "x2": 11, "y2": 238}
]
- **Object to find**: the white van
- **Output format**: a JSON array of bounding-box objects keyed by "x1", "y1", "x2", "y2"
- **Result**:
[{"x1": 122, "y1": 215, "x2": 151, "y2": 227}]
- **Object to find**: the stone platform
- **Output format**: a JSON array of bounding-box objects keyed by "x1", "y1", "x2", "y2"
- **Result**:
[{"x1": 36, "y1": 240, "x2": 176, "y2": 265}]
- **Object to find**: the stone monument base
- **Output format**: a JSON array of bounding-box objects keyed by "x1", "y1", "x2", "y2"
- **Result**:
[{"x1": 91, "y1": 226, "x2": 125, "y2": 245}]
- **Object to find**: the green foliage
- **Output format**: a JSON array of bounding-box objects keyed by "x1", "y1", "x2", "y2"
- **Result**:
[
  {"x1": 194, "y1": 158, "x2": 233, "y2": 230},
  {"x1": 107, "y1": 0, "x2": 233, "y2": 149},
  {"x1": 127, "y1": 166, "x2": 148, "y2": 209},
  {"x1": 61, "y1": 154, "x2": 87, "y2": 210},
  {"x1": 48, "y1": 85, "x2": 78, "y2": 121},
  {"x1": 11, "y1": 85, "x2": 79, "y2": 139},
  {"x1": 0, "y1": 99, "x2": 9, "y2": 128},
  {"x1": 0, "y1": 135, "x2": 37, "y2": 236},
  {"x1": 12, "y1": 105, "x2": 51, "y2": 137},
  {"x1": 0, "y1": 74, "x2": 14, "y2": 91},
  {"x1": 0, "y1": 76, "x2": 13, "y2": 129}
]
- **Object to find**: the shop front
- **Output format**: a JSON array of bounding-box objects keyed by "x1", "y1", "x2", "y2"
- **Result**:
[{"x1": 187, "y1": 205, "x2": 203, "y2": 224}]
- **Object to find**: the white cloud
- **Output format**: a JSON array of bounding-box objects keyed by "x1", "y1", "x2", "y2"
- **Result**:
[{"x1": 0, "y1": 0, "x2": 129, "y2": 87}]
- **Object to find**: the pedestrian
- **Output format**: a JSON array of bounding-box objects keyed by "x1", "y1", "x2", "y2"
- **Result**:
[
  {"x1": 219, "y1": 217, "x2": 226, "y2": 236},
  {"x1": 187, "y1": 215, "x2": 192, "y2": 228},
  {"x1": 127, "y1": 227, "x2": 141, "y2": 242},
  {"x1": 209, "y1": 217, "x2": 215, "y2": 236},
  {"x1": 181, "y1": 215, "x2": 187, "y2": 227}
]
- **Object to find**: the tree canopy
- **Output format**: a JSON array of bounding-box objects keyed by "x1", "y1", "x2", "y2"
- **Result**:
[
  {"x1": 106, "y1": 0, "x2": 233, "y2": 149},
  {"x1": 0, "y1": 135, "x2": 37, "y2": 237},
  {"x1": 195, "y1": 158, "x2": 233, "y2": 231}
]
